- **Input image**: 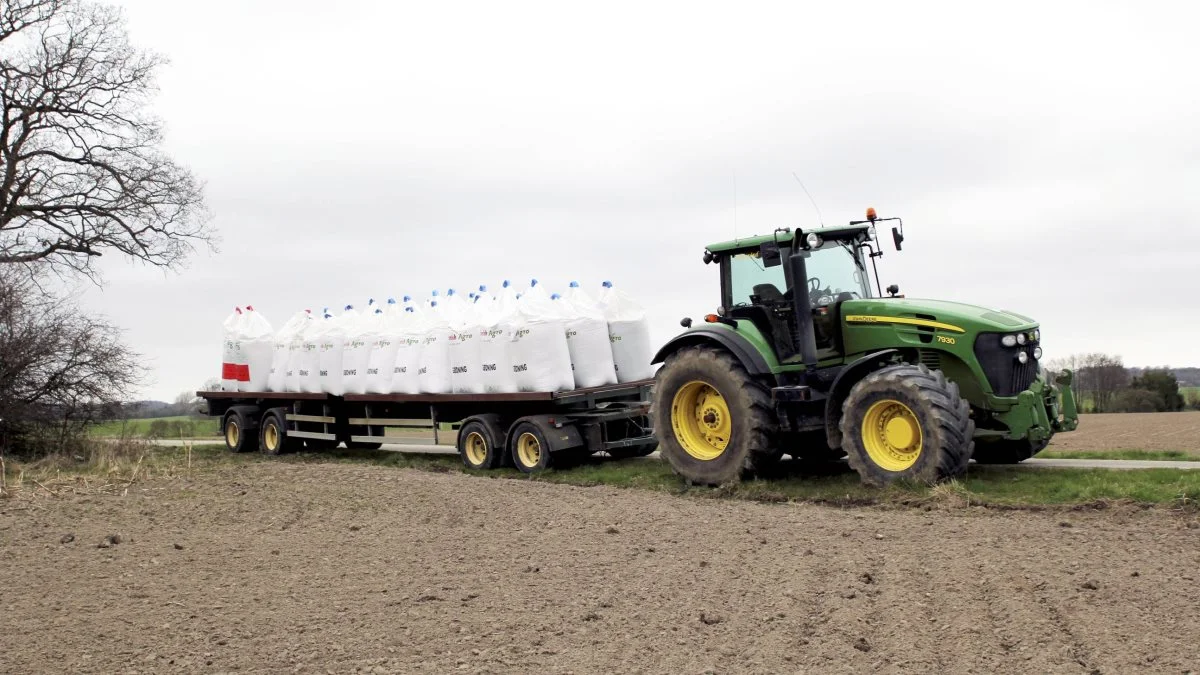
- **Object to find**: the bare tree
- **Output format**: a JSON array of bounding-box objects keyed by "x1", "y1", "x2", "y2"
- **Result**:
[
  {"x1": 0, "y1": 0, "x2": 211, "y2": 279},
  {"x1": 0, "y1": 266, "x2": 141, "y2": 455}
]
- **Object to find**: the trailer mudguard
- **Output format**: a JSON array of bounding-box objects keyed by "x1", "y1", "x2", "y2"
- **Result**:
[
  {"x1": 507, "y1": 415, "x2": 586, "y2": 453},
  {"x1": 824, "y1": 349, "x2": 901, "y2": 448},
  {"x1": 651, "y1": 326, "x2": 772, "y2": 377}
]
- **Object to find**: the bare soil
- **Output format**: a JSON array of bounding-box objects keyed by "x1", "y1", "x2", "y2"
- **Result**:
[
  {"x1": 2, "y1": 462, "x2": 1199, "y2": 674},
  {"x1": 1049, "y1": 411, "x2": 1200, "y2": 454}
]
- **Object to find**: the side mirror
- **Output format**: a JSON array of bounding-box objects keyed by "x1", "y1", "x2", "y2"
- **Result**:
[
  {"x1": 891, "y1": 226, "x2": 904, "y2": 251},
  {"x1": 703, "y1": 251, "x2": 714, "y2": 264},
  {"x1": 680, "y1": 317, "x2": 693, "y2": 328},
  {"x1": 887, "y1": 284, "x2": 900, "y2": 297},
  {"x1": 759, "y1": 242, "x2": 782, "y2": 268}
]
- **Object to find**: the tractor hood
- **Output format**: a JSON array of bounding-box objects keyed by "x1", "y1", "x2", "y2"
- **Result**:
[{"x1": 838, "y1": 298, "x2": 1039, "y2": 334}]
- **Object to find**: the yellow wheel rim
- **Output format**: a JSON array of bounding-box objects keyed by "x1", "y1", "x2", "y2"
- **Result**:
[
  {"x1": 225, "y1": 420, "x2": 240, "y2": 448},
  {"x1": 264, "y1": 423, "x2": 279, "y2": 452},
  {"x1": 464, "y1": 431, "x2": 488, "y2": 466},
  {"x1": 516, "y1": 432, "x2": 542, "y2": 468},
  {"x1": 671, "y1": 381, "x2": 731, "y2": 461},
  {"x1": 861, "y1": 399, "x2": 923, "y2": 472}
]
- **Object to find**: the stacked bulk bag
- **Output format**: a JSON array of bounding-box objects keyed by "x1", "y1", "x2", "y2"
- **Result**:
[
  {"x1": 392, "y1": 306, "x2": 424, "y2": 394},
  {"x1": 221, "y1": 308, "x2": 243, "y2": 391},
  {"x1": 341, "y1": 301, "x2": 378, "y2": 395},
  {"x1": 477, "y1": 283, "x2": 518, "y2": 393},
  {"x1": 295, "y1": 311, "x2": 324, "y2": 393},
  {"x1": 365, "y1": 299, "x2": 403, "y2": 394},
  {"x1": 268, "y1": 310, "x2": 311, "y2": 391},
  {"x1": 417, "y1": 298, "x2": 453, "y2": 393},
  {"x1": 599, "y1": 281, "x2": 654, "y2": 382},
  {"x1": 446, "y1": 289, "x2": 486, "y2": 394},
  {"x1": 562, "y1": 282, "x2": 618, "y2": 388},
  {"x1": 237, "y1": 306, "x2": 275, "y2": 392},
  {"x1": 310, "y1": 308, "x2": 346, "y2": 395},
  {"x1": 510, "y1": 280, "x2": 575, "y2": 392}
]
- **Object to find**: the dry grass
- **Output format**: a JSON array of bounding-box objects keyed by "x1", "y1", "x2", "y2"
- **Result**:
[{"x1": 0, "y1": 439, "x2": 232, "y2": 500}]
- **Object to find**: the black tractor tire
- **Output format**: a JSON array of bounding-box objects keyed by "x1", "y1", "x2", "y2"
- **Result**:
[
  {"x1": 510, "y1": 421, "x2": 553, "y2": 474},
  {"x1": 347, "y1": 441, "x2": 383, "y2": 450},
  {"x1": 839, "y1": 363, "x2": 974, "y2": 487},
  {"x1": 972, "y1": 438, "x2": 1048, "y2": 464},
  {"x1": 457, "y1": 418, "x2": 506, "y2": 470},
  {"x1": 223, "y1": 407, "x2": 259, "y2": 453},
  {"x1": 652, "y1": 345, "x2": 778, "y2": 486}
]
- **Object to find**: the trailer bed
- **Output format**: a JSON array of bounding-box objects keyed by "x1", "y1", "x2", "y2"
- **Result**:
[{"x1": 197, "y1": 379, "x2": 653, "y2": 404}]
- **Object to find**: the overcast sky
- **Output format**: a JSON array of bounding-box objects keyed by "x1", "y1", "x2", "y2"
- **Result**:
[{"x1": 76, "y1": 0, "x2": 1200, "y2": 401}]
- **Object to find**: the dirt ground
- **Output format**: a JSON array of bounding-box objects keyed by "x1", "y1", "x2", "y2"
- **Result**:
[
  {"x1": 2, "y1": 463, "x2": 1199, "y2": 674},
  {"x1": 1049, "y1": 411, "x2": 1200, "y2": 454}
]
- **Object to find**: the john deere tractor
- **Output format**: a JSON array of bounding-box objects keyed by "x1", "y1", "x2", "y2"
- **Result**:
[{"x1": 652, "y1": 209, "x2": 1079, "y2": 486}]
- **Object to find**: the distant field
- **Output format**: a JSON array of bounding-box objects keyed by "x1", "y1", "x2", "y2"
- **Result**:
[
  {"x1": 1048, "y1": 411, "x2": 1200, "y2": 456},
  {"x1": 92, "y1": 415, "x2": 219, "y2": 438}
]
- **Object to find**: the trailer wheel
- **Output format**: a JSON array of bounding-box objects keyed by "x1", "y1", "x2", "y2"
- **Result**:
[
  {"x1": 259, "y1": 410, "x2": 299, "y2": 455},
  {"x1": 457, "y1": 418, "x2": 505, "y2": 470},
  {"x1": 510, "y1": 422, "x2": 553, "y2": 473},
  {"x1": 223, "y1": 407, "x2": 258, "y2": 453}
]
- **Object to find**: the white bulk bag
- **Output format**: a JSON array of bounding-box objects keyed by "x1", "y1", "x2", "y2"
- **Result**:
[
  {"x1": 600, "y1": 281, "x2": 654, "y2": 383},
  {"x1": 365, "y1": 301, "x2": 402, "y2": 394},
  {"x1": 562, "y1": 282, "x2": 618, "y2": 388},
  {"x1": 341, "y1": 302, "x2": 378, "y2": 395},
  {"x1": 510, "y1": 280, "x2": 574, "y2": 392},
  {"x1": 446, "y1": 289, "x2": 486, "y2": 394},
  {"x1": 294, "y1": 313, "x2": 324, "y2": 393},
  {"x1": 238, "y1": 306, "x2": 275, "y2": 392},
  {"x1": 391, "y1": 306, "x2": 424, "y2": 394},
  {"x1": 220, "y1": 308, "x2": 244, "y2": 391},
  {"x1": 417, "y1": 299, "x2": 453, "y2": 393},
  {"x1": 268, "y1": 310, "x2": 311, "y2": 392},
  {"x1": 477, "y1": 283, "x2": 518, "y2": 393},
  {"x1": 315, "y1": 308, "x2": 350, "y2": 396}
]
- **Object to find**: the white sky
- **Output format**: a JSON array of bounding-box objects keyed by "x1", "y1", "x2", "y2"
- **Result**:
[{"x1": 78, "y1": 0, "x2": 1200, "y2": 401}]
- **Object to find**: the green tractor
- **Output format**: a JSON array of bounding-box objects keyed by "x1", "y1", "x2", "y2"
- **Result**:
[{"x1": 652, "y1": 209, "x2": 1079, "y2": 486}]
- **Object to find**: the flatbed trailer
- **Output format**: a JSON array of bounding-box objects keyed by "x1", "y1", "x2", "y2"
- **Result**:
[{"x1": 197, "y1": 380, "x2": 656, "y2": 472}]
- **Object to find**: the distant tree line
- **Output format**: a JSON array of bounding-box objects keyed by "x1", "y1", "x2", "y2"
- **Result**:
[{"x1": 1045, "y1": 354, "x2": 1197, "y2": 413}]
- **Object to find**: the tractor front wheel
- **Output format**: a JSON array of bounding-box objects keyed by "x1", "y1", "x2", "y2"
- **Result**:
[
  {"x1": 839, "y1": 364, "x2": 974, "y2": 486},
  {"x1": 653, "y1": 345, "x2": 777, "y2": 485}
]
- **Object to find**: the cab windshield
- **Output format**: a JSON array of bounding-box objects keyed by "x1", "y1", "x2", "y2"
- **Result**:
[{"x1": 724, "y1": 240, "x2": 872, "y2": 308}]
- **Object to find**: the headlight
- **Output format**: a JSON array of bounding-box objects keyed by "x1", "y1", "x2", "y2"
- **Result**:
[
  {"x1": 1001, "y1": 334, "x2": 1018, "y2": 347},
  {"x1": 1033, "y1": 347, "x2": 1043, "y2": 360},
  {"x1": 805, "y1": 232, "x2": 823, "y2": 249},
  {"x1": 1032, "y1": 329, "x2": 1040, "y2": 341},
  {"x1": 1016, "y1": 333, "x2": 1027, "y2": 345},
  {"x1": 1017, "y1": 351, "x2": 1029, "y2": 364}
]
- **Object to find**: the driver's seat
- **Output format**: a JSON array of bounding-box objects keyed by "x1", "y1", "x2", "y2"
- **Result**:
[{"x1": 752, "y1": 283, "x2": 784, "y2": 304}]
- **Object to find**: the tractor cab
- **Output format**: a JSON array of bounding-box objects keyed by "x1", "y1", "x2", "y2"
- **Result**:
[{"x1": 705, "y1": 221, "x2": 888, "y2": 364}]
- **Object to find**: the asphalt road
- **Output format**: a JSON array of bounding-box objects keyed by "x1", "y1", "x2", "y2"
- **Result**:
[{"x1": 151, "y1": 439, "x2": 1200, "y2": 470}]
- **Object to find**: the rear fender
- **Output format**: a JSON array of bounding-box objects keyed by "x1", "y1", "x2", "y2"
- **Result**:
[{"x1": 651, "y1": 326, "x2": 773, "y2": 378}]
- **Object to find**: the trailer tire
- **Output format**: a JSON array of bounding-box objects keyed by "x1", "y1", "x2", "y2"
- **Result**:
[
  {"x1": 510, "y1": 421, "x2": 553, "y2": 474},
  {"x1": 259, "y1": 410, "x2": 299, "y2": 455},
  {"x1": 457, "y1": 418, "x2": 506, "y2": 470},
  {"x1": 223, "y1": 407, "x2": 259, "y2": 453}
]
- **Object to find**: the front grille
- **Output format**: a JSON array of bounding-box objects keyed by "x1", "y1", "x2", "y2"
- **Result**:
[{"x1": 973, "y1": 332, "x2": 1039, "y2": 397}]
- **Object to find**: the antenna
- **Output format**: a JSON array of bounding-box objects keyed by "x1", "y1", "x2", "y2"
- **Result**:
[
  {"x1": 732, "y1": 169, "x2": 738, "y2": 243},
  {"x1": 792, "y1": 172, "x2": 825, "y2": 227}
]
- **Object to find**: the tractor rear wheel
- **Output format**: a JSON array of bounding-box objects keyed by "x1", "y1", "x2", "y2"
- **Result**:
[
  {"x1": 839, "y1": 364, "x2": 974, "y2": 486},
  {"x1": 653, "y1": 345, "x2": 777, "y2": 485},
  {"x1": 972, "y1": 439, "x2": 1048, "y2": 464}
]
